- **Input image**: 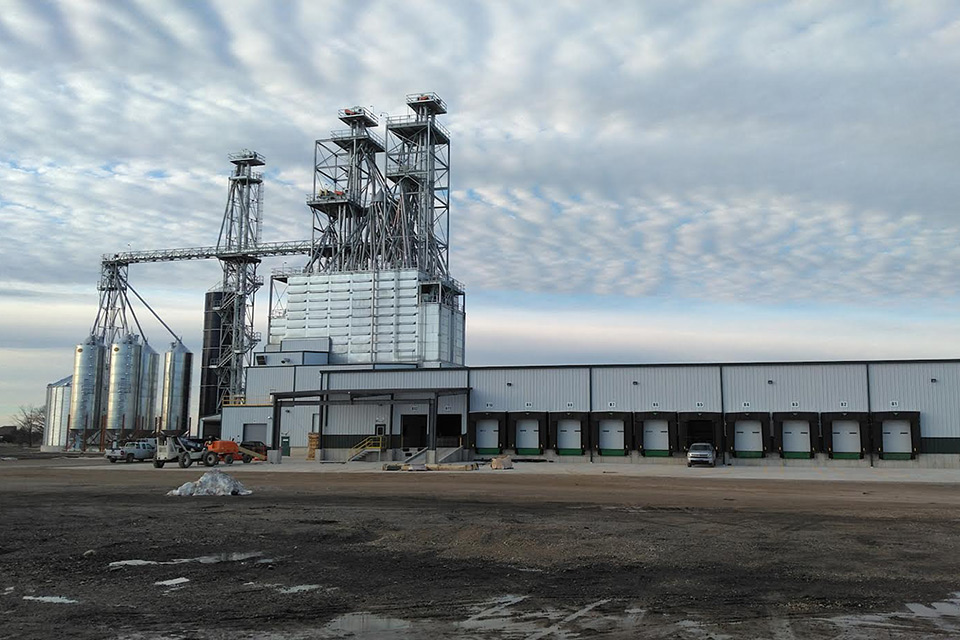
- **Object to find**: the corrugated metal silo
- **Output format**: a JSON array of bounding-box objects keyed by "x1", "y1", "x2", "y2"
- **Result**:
[
  {"x1": 44, "y1": 375, "x2": 72, "y2": 451},
  {"x1": 69, "y1": 335, "x2": 106, "y2": 440},
  {"x1": 161, "y1": 341, "x2": 193, "y2": 433},
  {"x1": 138, "y1": 343, "x2": 160, "y2": 432},
  {"x1": 106, "y1": 334, "x2": 142, "y2": 436}
]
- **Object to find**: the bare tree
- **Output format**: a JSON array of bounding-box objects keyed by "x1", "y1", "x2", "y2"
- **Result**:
[{"x1": 13, "y1": 405, "x2": 45, "y2": 447}]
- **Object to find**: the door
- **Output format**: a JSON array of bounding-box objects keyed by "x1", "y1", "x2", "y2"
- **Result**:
[
  {"x1": 242, "y1": 423, "x2": 267, "y2": 443},
  {"x1": 401, "y1": 415, "x2": 427, "y2": 449},
  {"x1": 882, "y1": 419, "x2": 912, "y2": 457},
  {"x1": 734, "y1": 420, "x2": 763, "y2": 457},
  {"x1": 832, "y1": 420, "x2": 861, "y2": 458},
  {"x1": 476, "y1": 419, "x2": 500, "y2": 453},
  {"x1": 643, "y1": 419, "x2": 670, "y2": 454},
  {"x1": 515, "y1": 419, "x2": 540, "y2": 453},
  {"x1": 598, "y1": 419, "x2": 625, "y2": 454},
  {"x1": 556, "y1": 419, "x2": 582, "y2": 453},
  {"x1": 781, "y1": 419, "x2": 810, "y2": 457}
]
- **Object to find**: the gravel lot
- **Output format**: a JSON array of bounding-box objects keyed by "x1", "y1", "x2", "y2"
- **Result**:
[{"x1": 3, "y1": 457, "x2": 960, "y2": 638}]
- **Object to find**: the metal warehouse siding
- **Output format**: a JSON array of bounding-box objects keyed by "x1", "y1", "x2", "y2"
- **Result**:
[
  {"x1": 327, "y1": 369, "x2": 468, "y2": 391},
  {"x1": 294, "y1": 366, "x2": 329, "y2": 392},
  {"x1": 245, "y1": 367, "x2": 295, "y2": 400},
  {"x1": 469, "y1": 368, "x2": 590, "y2": 412},
  {"x1": 722, "y1": 364, "x2": 868, "y2": 413},
  {"x1": 869, "y1": 362, "x2": 960, "y2": 438},
  {"x1": 591, "y1": 366, "x2": 722, "y2": 412},
  {"x1": 326, "y1": 404, "x2": 389, "y2": 435}
]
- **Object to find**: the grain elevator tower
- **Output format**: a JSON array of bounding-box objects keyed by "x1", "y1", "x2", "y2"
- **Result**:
[{"x1": 270, "y1": 93, "x2": 464, "y2": 365}]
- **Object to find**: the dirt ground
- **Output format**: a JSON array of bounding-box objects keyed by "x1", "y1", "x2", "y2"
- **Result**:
[{"x1": 4, "y1": 459, "x2": 960, "y2": 638}]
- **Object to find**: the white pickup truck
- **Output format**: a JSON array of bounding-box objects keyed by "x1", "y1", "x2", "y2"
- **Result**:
[{"x1": 105, "y1": 440, "x2": 156, "y2": 463}]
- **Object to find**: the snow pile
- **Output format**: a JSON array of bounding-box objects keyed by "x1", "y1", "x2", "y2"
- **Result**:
[{"x1": 166, "y1": 468, "x2": 252, "y2": 497}]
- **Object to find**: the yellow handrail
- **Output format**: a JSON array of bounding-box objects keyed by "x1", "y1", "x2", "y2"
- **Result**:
[{"x1": 347, "y1": 435, "x2": 386, "y2": 461}]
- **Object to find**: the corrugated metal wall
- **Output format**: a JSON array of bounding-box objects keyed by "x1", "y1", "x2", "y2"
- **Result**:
[
  {"x1": 245, "y1": 367, "x2": 295, "y2": 402},
  {"x1": 328, "y1": 369, "x2": 468, "y2": 391},
  {"x1": 326, "y1": 404, "x2": 389, "y2": 436},
  {"x1": 869, "y1": 363, "x2": 960, "y2": 438},
  {"x1": 221, "y1": 406, "x2": 272, "y2": 443},
  {"x1": 722, "y1": 364, "x2": 868, "y2": 413},
  {"x1": 591, "y1": 366, "x2": 722, "y2": 412},
  {"x1": 469, "y1": 368, "x2": 590, "y2": 412}
]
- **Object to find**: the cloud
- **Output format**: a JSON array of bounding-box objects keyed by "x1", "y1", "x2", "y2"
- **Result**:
[{"x1": 1, "y1": 0, "x2": 960, "y2": 419}]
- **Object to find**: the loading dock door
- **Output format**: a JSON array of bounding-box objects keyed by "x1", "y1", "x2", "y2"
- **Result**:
[
  {"x1": 557, "y1": 419, "x2": 582, "y2": 455},
  {"x1": 598, "y1": 419, "x2": 625, "y2": 455},
  {"x1": 882, "y1": 419, "x2": 912, "y2": 459},
  {"x1": 781, "y1": 420, "x2": 811, "y2": 458},
  {"x1": 734, "y1": 420, "x2": 763, "y2": 458},
  {"x1": 476, "y1": 419, "x2": 500, "y2": 454},
  {"x1": 515, "y1": 419, "x2": 541, "y2": 454},
  {"x1": 643, "y1": 420, "x2": 670, "y2": 456},
  {"x1": 243, "y1": 423, "x2": 267, "y2": 443},
  {"x1": 832, "y1": 420, "x2": 861, "y2": 459}
]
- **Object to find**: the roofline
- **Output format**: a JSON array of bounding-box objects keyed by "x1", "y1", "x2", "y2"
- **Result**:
[{"x1": 463, "y1": 358, "x2": 960, "y2": 370}]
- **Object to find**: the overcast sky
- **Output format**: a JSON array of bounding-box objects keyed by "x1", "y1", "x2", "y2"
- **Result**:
[{"x1": 1, "y1": 1, "x2": 959, "y2": 423}]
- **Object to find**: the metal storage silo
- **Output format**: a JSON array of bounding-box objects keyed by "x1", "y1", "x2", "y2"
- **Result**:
[
  {"x1": 69, "y1": 335, "x2": 106, "y2": 446},
  {"x1": 106, "y1": 334, "x2": 143, "y2": 438},
  {"x1": 43, "y1": 375, "x2": 72, "y2": 451},
  {"x1": 138, "y1": 343, "x2": 160, "y2": 432},
  {"x1": 161, "y1": 341, "x2": 193, "y2": 433}
]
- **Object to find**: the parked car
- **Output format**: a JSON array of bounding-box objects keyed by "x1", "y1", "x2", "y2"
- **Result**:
[
  {"x1": 106, "y1": 440, "x2": 156, "y2": 464},
  {"x1": 687, "y1": 442, "x2": 716, "y2": 467}
]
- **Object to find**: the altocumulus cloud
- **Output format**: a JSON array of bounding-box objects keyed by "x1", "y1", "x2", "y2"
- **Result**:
[{"x1": 1, "y1": 0, "x2": 960, "y2": 418}]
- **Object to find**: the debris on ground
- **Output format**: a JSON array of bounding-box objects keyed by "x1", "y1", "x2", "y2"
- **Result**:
[
  {"x1": 490, "y1": 456, "x2": 514, "y2": 470},
  {"x1": 166, "y1": 468, "x2": 252, "y2": 496}
]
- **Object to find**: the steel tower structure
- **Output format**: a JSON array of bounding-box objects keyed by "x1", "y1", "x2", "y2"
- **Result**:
[
  {"x1": 211, "y1": 150, "x2": 265, "y2": 409},
  {"x1": 385, "y1": 92, "x2": 451, "y2": 278}
]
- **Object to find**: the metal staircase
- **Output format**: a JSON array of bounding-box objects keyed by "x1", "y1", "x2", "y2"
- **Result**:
[{"x1": 346, "y1": 435, "x2": 386, "y2": 462}]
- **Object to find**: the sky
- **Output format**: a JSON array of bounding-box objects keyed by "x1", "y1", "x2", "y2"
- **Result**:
[{"x1": 1, "y1": 0, "x2": 960, "y2": 424}]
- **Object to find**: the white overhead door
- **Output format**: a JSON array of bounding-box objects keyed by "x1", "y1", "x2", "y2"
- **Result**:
[
  {"x1": 832, "y1": 420, "x2": 861, "y2": 457},
  {"x1": 515, "y1": 419, "x2": 540, "y2": 452},
  {"x1": 882, "y1": 419, "x2": 912, "y2": 456},
  {"x1": 557, "y1": 419, "x2": 582, "y2": 452},
  {"x1": 781, "y1": 420, "x2": 810, "y2": 456},
  {"x1": 734, "y1": 420, "x2": 763, "y2": 456},
  {"x1": 643, "y1": 420, "x2": 670, "y2": 452},
  {"x1": 598, "y1": 419, "x2": 625, "y2": 452},
  {"x1": 476, "y1": 419, "x2": 500, "y2": 451}
]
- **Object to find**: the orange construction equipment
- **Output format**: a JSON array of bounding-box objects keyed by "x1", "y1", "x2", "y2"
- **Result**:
[{"x1": 202, "y1": 440, "x2": 266, "y2": 466}]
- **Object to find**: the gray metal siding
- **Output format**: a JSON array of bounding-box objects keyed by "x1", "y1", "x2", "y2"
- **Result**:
[
  {"x1": 328, "y1": 369, "x2": 468, "y2": 391},
  {"x1": 591, "y1": 366, "x2": 722, "y2": 412},
  {"x1": 245, "y1": 367, "x2": 296, "y2": 400},
  {"x1": 278, "y1": 405, "x2": 317, "y2": 447},
  {"x1": 722, "y1": 364, "x2": 868, "y2": 413},
  {"x1": 221, "y1": 406, "x2": 273, "y2": 443},
  {"x1": 869, "y1": 362, "x2": 960, "y2": 438},
  {"x1": 470, "y1": 368, "x2": 590, "y2": 412},
  {"x1": 325, "y1": 404, "x2": 390, "y2": 436},
  {"x1": 294, "y1": 366, "x2": 330, "y2": 392}
]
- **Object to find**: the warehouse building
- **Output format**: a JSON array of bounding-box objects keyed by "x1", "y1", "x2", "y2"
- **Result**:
[{"x1": 221, "y1": 344, "x2": 960, "y2": 467}]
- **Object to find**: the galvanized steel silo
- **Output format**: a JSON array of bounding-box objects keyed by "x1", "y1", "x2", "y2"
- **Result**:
[
  {"x1": 106, "y1": 334, "x2": 142, "y2": 436},
  {"x1": 138, "y1": 342, "x2": 160, "y2": 432},
  {"x1": 161, "y1": 341, "x2": 193, "y2": 433},
  {"x1": 69, "y1": 335, "x2": 106, "y2": 439}
]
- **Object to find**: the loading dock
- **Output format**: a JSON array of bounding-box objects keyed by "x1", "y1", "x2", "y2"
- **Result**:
[
  {"x1": 634, "y1": 411, "x2": 678, "y2": 457},
  {"x1": 507, "y1": 411, "x2": 548, "y2": 455},
  {"x1": 724, "y1": 412, "x2": 770, "y2": 458},
  {"x1": 549, "y1": 412, "x2": 588, "y2": 455},
  {"x1": 677, "y1": 412, "x2": 723, "y2": 452},
  {"x1": 772, "y1": 412, "x2": 818, "y2": 459},
  {"x1": 400, "y1": 414, "x2": 427, "y2": 449},
  {"x1": 870, "y1": 411, "x2": 920, "y2": 460},
  {"x1": 468, "y1": 412, "x2": 507, "y2": 455},
  {"x1": 822, "y1": 412, "x2": 869, "y2": 460},
  {"x1": 590, "y1": 412, "x2": 632, "y2": 456}
]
